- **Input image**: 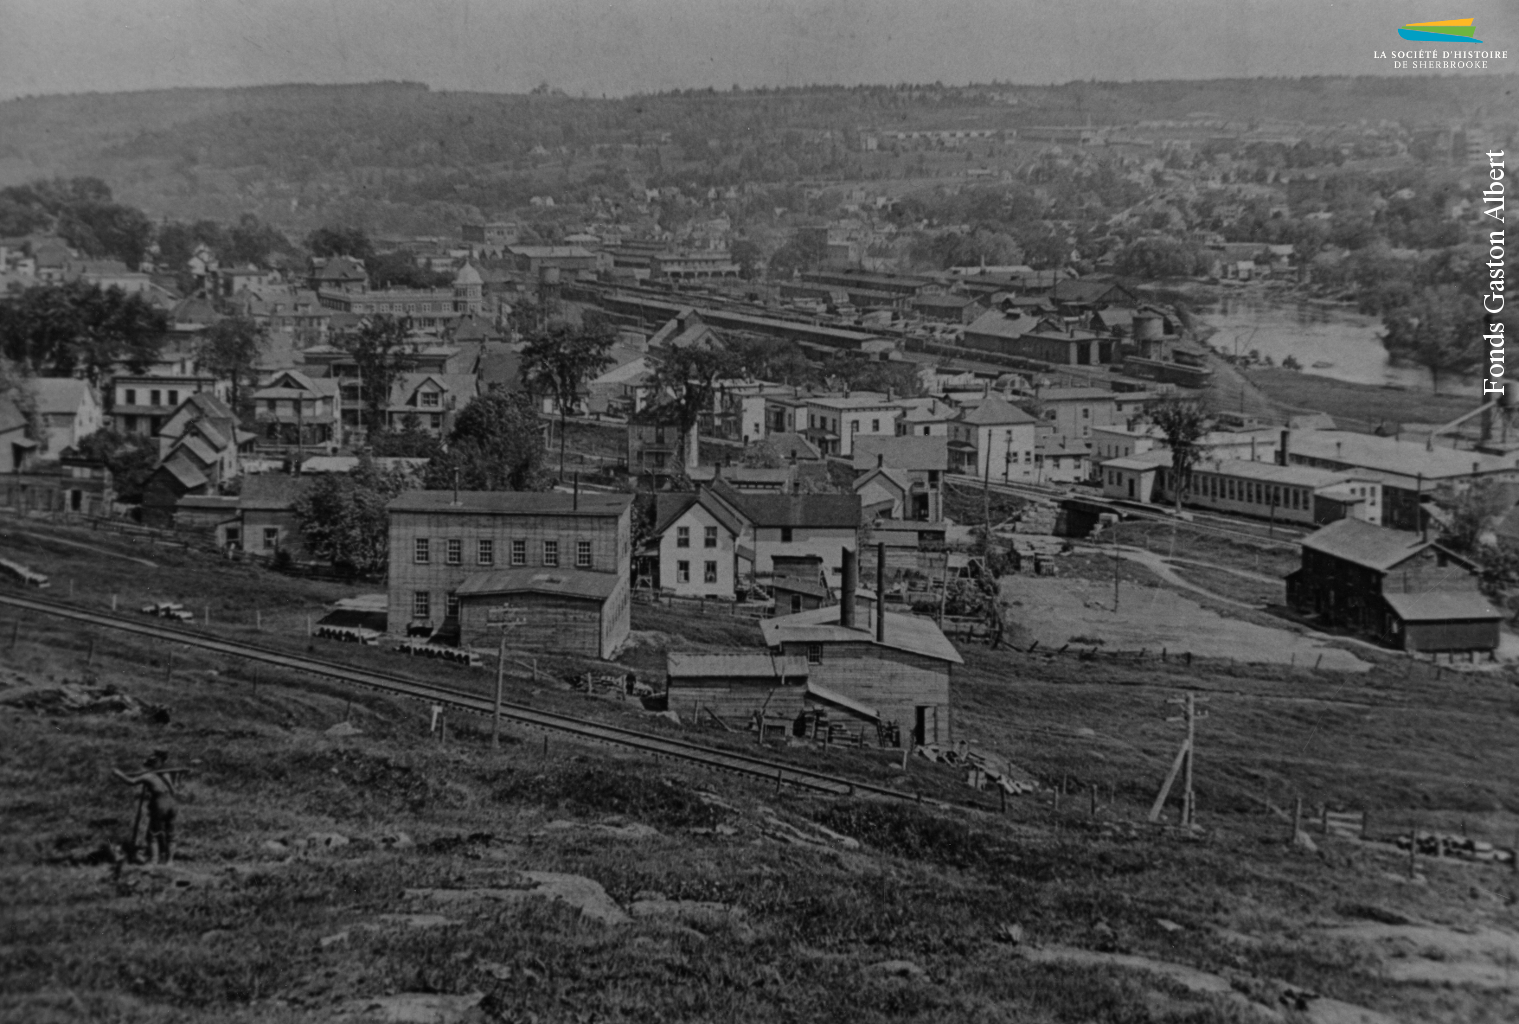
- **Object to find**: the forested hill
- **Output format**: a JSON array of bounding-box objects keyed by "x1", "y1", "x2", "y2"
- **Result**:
[{"x1": 0, "y1": 75, "x2": 1510, "y2": 235}]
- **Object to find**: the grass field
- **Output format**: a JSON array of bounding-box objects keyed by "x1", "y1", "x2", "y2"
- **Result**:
[
  {"x1": 2, "y1": 515, "x2": 1518, "y2": 1023},
  {"x1": 1246, "y1": 368, "x2": 1476, "y2": 432}
]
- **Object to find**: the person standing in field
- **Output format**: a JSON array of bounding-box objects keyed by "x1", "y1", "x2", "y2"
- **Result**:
[{"x1": 114, "y1": 751, "x2": 183, "y2": 864}]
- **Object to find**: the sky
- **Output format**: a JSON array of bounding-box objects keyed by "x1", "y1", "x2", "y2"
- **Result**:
[{"x1": 3, "y1": 0, "x2": 1518, "y2": 100}]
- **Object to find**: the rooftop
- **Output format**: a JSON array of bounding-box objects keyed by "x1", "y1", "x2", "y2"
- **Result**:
[
  {"x1": 1299, "y1": 518, "x2": 1438, "y2": 573},
  {"x1": 1382, "y1": 591, "x2": 1501, "y2": 622},
  {"x1": 388, "y1": 490, "x2": 633, "y2": 517},
  {"x1": 760, "y1": 605, "x2": 963, "y2": 665},
  {"x1": 666, "y1": 653, "x2": 810, "y2": 680},
  {"x1": 454, "y1": 567, "x2": 621, "y2": 601},
  {"x1": 1287, "y1": 430, "x2": 1518, "y2": 482},
  {"x1": 851, "y1": 435, "x2": 950, "y2": 472}
]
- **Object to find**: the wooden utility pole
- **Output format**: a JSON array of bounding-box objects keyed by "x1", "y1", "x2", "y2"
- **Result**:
[
  {"x1": 1149, "y1": 693, "x2": 1207, "y2": 826},
  {"x1": 1112, "y1": 516, "x2": 1121, "y2": 613},
  {"x1": 494, "y1": 632, "x2": 507, "y2": 749},
  {"x1": 492, "y1": 601, "x2": 528, "y2": 750}
]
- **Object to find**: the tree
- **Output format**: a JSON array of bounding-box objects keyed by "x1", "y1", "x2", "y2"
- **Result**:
[
  {"x1": 520, "y1": 316, "x2": 616, "y2": 479},
  {"x1": 0, "y1": 281, "x2": 167, "y2": 385},
  {"x1": 305, "y1": 225, "x2": 374, "y2": 261},
  {"x1": 292, "y1": 456, "x2": 413, "y2": 575},
  {"x1": 370, "y1": 422, "x2": 443, "y2": 459},
  {"x1": 423, "y1": 392, "x2": 545, "y2": 492},
  {"x1": 648, "y1": 342, "x2": 738, "y2": 473},
  {"x1": 730, "y1": 239, "x2": 763, "y2": 279},
  {"x1": 1150, "y1": 399, "x2": 1208, "y2": 513},
  {"x1": 1381, "y1": 285, "x2": 1485, "y2": 393},
  {"x1": 369, "y1": 250, "x2": 453, "y2": 290},
  {"x1": 70, "y1": 429, "x2": 158, "y2": 504},
  {"x1": 197, "y1": 315, "x2": 266, "y2": 415},
  {"x1": 766, "y1": 231, "x2": 827, "y2": 278},
  {"x1": 338, "y1": 315, "x2": 416, "y2": 436},
  {"x1": 1113, "y1": 237, "x2": 1208, "y2": 279}
]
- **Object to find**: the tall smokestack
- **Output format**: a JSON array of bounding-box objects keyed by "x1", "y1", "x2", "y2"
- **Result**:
[
  {"x1": 840, "y1": 548, "x2": 857, "y2": 629},
  {"x1": 875, "y1": 542, "x2": 886, "y2": 644},
  {"x1": 1279, "y1": 429, "x2": 1289, "y2": 467},
  {"x1": 573, "y1": 472, "x2": 580, "y2": 511}
]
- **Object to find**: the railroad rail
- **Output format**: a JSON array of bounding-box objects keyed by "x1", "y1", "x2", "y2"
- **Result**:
[{"x1": 0, "y1": 592, "x2": 937, "y2": 805}]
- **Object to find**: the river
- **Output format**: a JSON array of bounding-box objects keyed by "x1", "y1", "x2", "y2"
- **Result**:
[{"x1": 1191, "y1": 291, "x2": 1477, "y2": 394}]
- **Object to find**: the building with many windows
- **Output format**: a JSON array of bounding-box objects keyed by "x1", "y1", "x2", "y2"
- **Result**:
[{"x1": 385, "y1": 491, "x2": 633, "y2": 658}]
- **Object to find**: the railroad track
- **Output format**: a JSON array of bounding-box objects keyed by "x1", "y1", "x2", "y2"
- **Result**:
[{"x1": 0, "y1": 591, "x2": 934, "y2": 805}]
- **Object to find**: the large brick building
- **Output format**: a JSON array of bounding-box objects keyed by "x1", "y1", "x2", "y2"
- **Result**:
[{"x1": 386, "y1": 491, "x2": 633, "y2": 658}]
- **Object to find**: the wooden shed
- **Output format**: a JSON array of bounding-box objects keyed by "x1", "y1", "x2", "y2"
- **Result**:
[
  {"x1": 456, "y1": 568, "x2": 628, "y2": 660},
  {"x1": 1381, "y1": 592, "x2": 1502, "y2": 654},
  {"x1": 665, "y1": 653, "x2": 810, "y2": 729}
]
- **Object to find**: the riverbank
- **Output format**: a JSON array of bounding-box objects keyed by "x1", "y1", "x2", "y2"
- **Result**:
[{"x1": 1245, "y1": 367, "x2": 1477, "y2": 431}]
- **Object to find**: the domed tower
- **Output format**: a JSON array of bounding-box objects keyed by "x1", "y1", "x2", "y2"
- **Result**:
[{"x1": 453, "y1": 263, "x2": 483, "y2": 314}]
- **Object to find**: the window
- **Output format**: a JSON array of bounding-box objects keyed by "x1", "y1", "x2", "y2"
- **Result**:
[
  {"x1": 676, "y1": 526, "x2": 690, "y2": 548},
  {"x1": 445, "y1": 592, "x2": 459, "y2": 618},
  {"x1": 704, "y1": 561, "x2": 717, "y2": 584},
  {"x1": 850, "y1": 420, "x2": 859, "y2": 434},
  {"x1": 805, "y1": 643, "x2": 823, "y2": 664},
  {"x1": 871, "y1": 419, "x2": 880, "y2": 432},
  {"x1": 543, "y1": 540, "x2": 559, "y2": 566},
  {"x1": 412, "y1": 591, "x2": 431, "y2": 619},
  {"x1": 576, "y1": 540, "x2": 592, "y2": 568},
  {"x1": 267, "y1": 399, "x2": 277, "y2": 414},
  {"x1": 430, "y1": 414, "x2": 442, "y2": 430},
  {"x1": 1082, "y1": 407, "x2": 1091, "y2": 419},
  {"x1": 150, "y1": 390, "x2": 162, "y2": 407},
  {"x1": 511, "y1": 539, "x2": 526, "y2": 565},
  {"x1": 263, "y1": 527, "x2": 279, "y2": 550},
  {"x1": 781, "y1": 527, "x2": 794, "y2": 543},
  {"x1": 677, "y1": 560, "x2": 690, "y2": 583},
  {"x1": 446, "y1": 539, "x2": 462, "y2": 565},
  {"x1": 791, "y1": 594, "x2": 803, "y2": 613},
  {"x1": 704, "y1": 526, "x2": 717, "y2": 549},
  {"x1": 415, "y1": 538, "x2": 430, "y2": 564},
  {"x1": 124, "y1": 389, "x2": 137, "y2": 405},
  {"x1": 478, "y1": 539, "x2": 494, "y2": 566},
  {"x1": 923, "y1": 426, "x2": 931, "y2": 436},
  {"x1": 168, "y1": 391, "x2": 179, "y2": 407},
  {"x1": 421, "y1": 391, "x2": 440, "y2": 407}
]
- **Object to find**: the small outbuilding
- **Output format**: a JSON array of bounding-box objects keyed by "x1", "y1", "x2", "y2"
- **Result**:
[{"x1": 455, "y1": 568, "x2": 628, "y2": 659}]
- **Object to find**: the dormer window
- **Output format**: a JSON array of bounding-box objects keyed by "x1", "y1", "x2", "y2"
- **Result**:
[{"x1": 420, "y1": 391, "x2": 440, "y2": 408}]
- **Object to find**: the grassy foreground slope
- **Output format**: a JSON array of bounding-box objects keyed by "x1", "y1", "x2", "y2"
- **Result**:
[{"x1": 0, "y1": 518, "x2": 1516, "y2": 1023}]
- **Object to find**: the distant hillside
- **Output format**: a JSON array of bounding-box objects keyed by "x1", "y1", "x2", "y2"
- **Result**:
[{"x1": 0, "y1": 75, "x2": 1511, "y2": 236}]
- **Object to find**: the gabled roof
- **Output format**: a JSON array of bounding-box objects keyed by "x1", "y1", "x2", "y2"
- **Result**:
[
  {"x1": 959, "y1": 394, "x2": 1037, "y2": 426},
  {"x1": 854, "y1": 466, "x2": 912, "y2": 495},
  {"x1": 29, "y1": 378, "x2": 93, "y2": 416},
  {"x1": 746, "y1": 432, "x2": 821, "y2": 462},
  {"x1": 312, "y1": 256, "x2": 368, "y2": 281},
  {"x1": 0, "y1": 396, "x2": 28, "y2": 434},
  {"x1": 851, "y1": 435, "x2": 950, "y2": 472},
  {"x1": 760, "y1": 605, "x2": 963, "y2": 664},
  {"x1": 180, "y1": 391, "x2": 235, "y2": 422},
  {"x1": 239, "y1": 472, "x2": 319, "y2": 510},
  {"x1": 157, "y1": 457, "x2": 207, "y2": 491},
  {"x1": 174, "y1": 435, "x2": 219, "y2": 468},
  {"x1": 709, "y1": 480, "x2": 860, "y2": 529},
  {"x1": 651, "y1": 491, "x2": 743, "y2": 539},
  {"x1": 1051, "y1": 278, "x2": 1138, "y2": 305},
  {"x1": 1299, "y1": 518, "x2": 1443, "y2": 573},
  {"x1": 965, "y1": 308, "x2": 1038, "y2": 341},
  {"x1": 1382, "y1": 591, "x2": 1500, "y2": 622}
]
